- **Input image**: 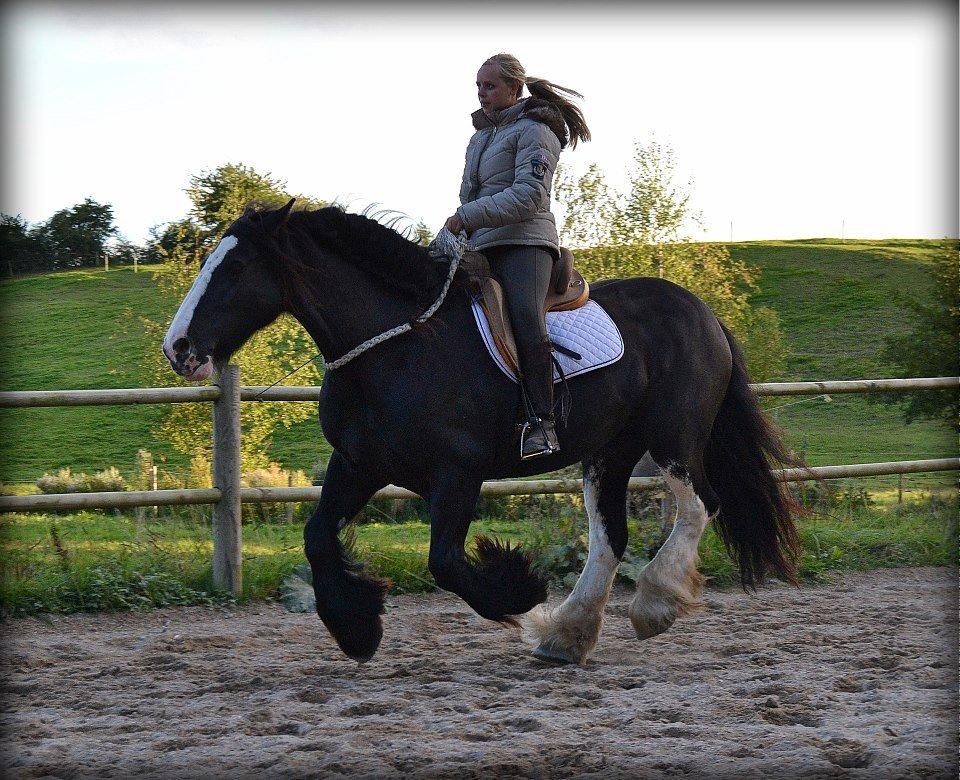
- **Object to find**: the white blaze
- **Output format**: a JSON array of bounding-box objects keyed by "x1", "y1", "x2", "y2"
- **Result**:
[{"x1": 162, "y1": 235, "x2": 239, "y2": 355}]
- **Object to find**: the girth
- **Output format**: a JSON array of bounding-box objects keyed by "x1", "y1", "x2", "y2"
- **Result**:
[{"x1": 461, "y1": 247, "x2": 590, "y2": 376}]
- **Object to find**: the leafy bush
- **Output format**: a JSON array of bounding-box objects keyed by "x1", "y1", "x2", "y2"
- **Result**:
[
  {"x1": 36, "y1": 466, "x2": 126, "y2": 494},
  {"x1": 743, "y1": 306, "x2": 790, "y2": 384},
  {"x1": 83, "y1": 466, "x2": 126, "y2": 493},
  {"x1": 244, "y1": 462, "x2": 309, "y2": 490},
  {"x1": 188, "y1": 453, "x2": 212, "y2": 489},
  {"x1": 62, "y1": 565, "x2": 222, "y2": 612},
  {"x1": 791, "y1": 479, "x2": 873, "y2": 517},
  {"x1": 242, "y1": 462, "x2": 311, "y2": 523},
  {"x1": 36, "y1": 467, "x2": 79, "y2": 494}
]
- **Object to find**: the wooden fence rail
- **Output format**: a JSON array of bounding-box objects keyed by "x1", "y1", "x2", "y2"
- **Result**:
[
  {"x1": 1, "y1": 371, "x2": 957, "y2": 596},
  {"x1": 2, "y1": 457, "x2": 957, "y2": 514},
  {"x1": 0, "y1": 386, "x2": 221, "y2": 408},
  {"x1": 1, "y1": 376, "x2": 956, "y2": 408}
]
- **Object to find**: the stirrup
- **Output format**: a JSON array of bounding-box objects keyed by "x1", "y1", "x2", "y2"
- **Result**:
[{"x1": 520, "y1": 417, "x2": 560, "y2": 460}]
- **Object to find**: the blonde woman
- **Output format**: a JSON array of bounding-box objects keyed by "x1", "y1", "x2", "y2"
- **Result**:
[{"x1": 444, "y1": 53, "x2": 591, "y2": 460}]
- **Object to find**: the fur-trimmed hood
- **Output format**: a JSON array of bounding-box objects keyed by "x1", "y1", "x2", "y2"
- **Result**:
[{"x1": 471, "y1": 97, "x2": 569, "y2": 149}]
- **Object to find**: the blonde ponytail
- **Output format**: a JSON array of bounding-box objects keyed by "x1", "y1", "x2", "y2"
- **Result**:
[
  {"x1": 483, "y1": 53, "x2": 592, "y2": 149},
  {"x1": 524, "y1": 76, "x2": 592, "y2": 149}
]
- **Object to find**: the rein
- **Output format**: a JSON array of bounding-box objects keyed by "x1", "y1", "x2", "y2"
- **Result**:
[
  {"x1": 251, "y1": 228, "x2": 466, "y2": 399},
  {"x1": 324, "y1": 250, "x2": 461, "y2": 370}
]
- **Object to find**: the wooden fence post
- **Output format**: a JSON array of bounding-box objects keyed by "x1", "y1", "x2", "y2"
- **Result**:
[
  {"x1": 212, "y1": 363, "x2": 242, "y2": 597},
  {"x1": 285, "y1": 473, "x2": 294, "y2": 524},
  {"x1": 151, "y1": 465, "x2": 158, "y2": 518}
]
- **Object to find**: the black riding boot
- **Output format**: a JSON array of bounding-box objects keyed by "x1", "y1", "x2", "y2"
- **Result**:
[{"x1": 519, "y1": 339, "x2": 560, "y2": 460}]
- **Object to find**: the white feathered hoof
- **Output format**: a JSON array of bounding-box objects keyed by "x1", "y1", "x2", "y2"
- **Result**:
[
  {"x1": 630, "y1": 565, "x2": 704, "y2": 640},
  {"x1": 629, "y1": 600, "x2": 678, "y2": 640},
  {"x1": 519, "y1": 603, "x2": 600, "y2": 666}
]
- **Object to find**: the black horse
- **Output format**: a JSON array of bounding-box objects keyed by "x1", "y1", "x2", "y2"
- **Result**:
[{"x1": 163, "y1": 199, "x2": 799, "y2": 665}]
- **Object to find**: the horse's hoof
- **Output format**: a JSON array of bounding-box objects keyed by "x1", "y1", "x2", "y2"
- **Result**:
[
  {"x1": 531, "y1": 644, "x2": 578, "y2": 665},
  {"x1": 352, "y1": 649, "x2": 377, "y2": 665},
  {"x1": 630, "y1": 607, "x2": 676, "y2": 640},
  {"x1": 321, "y1": 612, "x2": 383, "y2": 662}
]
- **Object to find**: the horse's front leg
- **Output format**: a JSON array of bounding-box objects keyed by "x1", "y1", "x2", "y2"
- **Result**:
[
  {"x1": 304, "y1": 450, "x2": 388, "y2": 662},
  {"x1": 427, "y1": 472, "x2": 549, "y2": 623}
]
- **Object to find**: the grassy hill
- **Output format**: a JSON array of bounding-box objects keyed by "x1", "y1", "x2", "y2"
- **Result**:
[
  {"x1": 0, "y1": 240, "x2": 954, "y2": 487},
  {"x1": 730, "y1": 239, "x2": 954, "y2": 481}
]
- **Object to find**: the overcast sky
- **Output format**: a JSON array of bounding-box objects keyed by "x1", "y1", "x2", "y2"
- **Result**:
[{"x1": 2, "y1": 1, "x2": 957, "y2": 244}]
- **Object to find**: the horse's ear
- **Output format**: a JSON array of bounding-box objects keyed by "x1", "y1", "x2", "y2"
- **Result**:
[{"x1": 262, "y1": 197, "x2": 296, "y2": 235}]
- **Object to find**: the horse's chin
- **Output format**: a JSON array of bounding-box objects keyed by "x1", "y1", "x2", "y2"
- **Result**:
[{"x1": 183, "y1": 359, "x2": 214, "y2": 382}]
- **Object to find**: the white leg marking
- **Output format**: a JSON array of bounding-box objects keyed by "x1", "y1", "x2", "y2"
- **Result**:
[
  {"x1": 629, "y1": 466, "x2": 711, "y2": 640},
  {"x1": 162, "y1": 235, "x2": 239, "y2": 354},
  {"x1": 524, "y1": 465, "x2": 620, "y2": 665}
]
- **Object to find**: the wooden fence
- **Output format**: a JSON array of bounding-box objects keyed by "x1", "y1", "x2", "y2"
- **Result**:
[{"x1": 0, "y1": 370, "x2": 957, "y2": 596}]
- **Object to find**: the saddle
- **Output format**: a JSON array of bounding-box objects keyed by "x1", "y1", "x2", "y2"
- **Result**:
[{"x1": 461, "y1": 247, "x2": 590, "y2": 376}]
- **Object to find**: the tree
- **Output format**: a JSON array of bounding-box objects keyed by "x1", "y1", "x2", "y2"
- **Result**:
[
  {"x1": 186, "y1": 162, "x2": 326, "y2": 237},
  {"x1": 143, "y1": 162, "x2": 328, "y2": 269},
  {"x1": 140, "y1": 163, "x2": 329, "y2": 470},
  {"x1": 874, "y1": 239, "x2": 959, "y2": 426},
  {"x1": 143, "y1": 218, "x2": 208, "y2": 266},
  {"x1": 36, "y1": 197, "x2": 118, "y2": 269},
  {"x1": 107, "y1": 237, "x2": 143, "y2": 267},
  {"x1": 412, "y1": 220, "x2": 434, "y2": 246},
  {"x1": 615, "y1": 140, "x2": 702, "y2": 246},
  {"x1": 0, "y1": 213, "x2": 38, "y2": 276},
  {"x1": 555, "y1": 163, "x2": 618, "y2": 248},
  {"x1": 555, "y1": 138, "x2": 788, "y2": 382}
]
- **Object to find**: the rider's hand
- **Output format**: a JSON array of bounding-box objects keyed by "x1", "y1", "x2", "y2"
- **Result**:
[{"x1": 444, "y1": 214, "x2": 464, "y2": 235}]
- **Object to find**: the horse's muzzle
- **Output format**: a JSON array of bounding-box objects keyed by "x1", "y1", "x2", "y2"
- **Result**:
[{"x1": 163, "y1": 338, "x2": 214, "y2": 382}]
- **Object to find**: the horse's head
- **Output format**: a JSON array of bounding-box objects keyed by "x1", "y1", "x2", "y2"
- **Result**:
[{"x1": 162, "y1": 199, "x2": 295, "y2": 381}]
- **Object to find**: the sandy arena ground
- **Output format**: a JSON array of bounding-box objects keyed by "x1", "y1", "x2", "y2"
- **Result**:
[{"x1": 1, "y1": 566, "x2": 956, "y2": 779}]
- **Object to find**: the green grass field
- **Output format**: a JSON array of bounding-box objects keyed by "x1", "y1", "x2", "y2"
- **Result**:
[
  {"x1": 731, "y1": 240, "x2": 955, "y2": 485},
  {"x1": 1, "y1": 240, "x2": 954, "y2": 489}
]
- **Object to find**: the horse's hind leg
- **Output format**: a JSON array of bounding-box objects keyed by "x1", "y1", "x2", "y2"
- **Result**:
[
  {"x1": 527, "y1": 450, "x2": 633, "y2": 665},
  {"x1": 629, "y1": 456, "x2": 717, "y2": 640}
]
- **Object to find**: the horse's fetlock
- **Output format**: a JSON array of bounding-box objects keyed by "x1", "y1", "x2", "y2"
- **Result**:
[{"x1": 427, "y1": 556, "x2": 459, "y2": 592}]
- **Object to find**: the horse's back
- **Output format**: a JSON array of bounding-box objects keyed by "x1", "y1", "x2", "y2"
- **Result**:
[{"x1": 588, "y1": 275, "x2": 731, "y2": 354}]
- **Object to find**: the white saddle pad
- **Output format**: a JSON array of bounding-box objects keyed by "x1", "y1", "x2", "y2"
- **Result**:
[{"x1": 471, "y1": 297, "x2": 625, "y2": 384}]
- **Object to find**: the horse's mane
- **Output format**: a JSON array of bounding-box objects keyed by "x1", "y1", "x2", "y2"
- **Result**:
[{"x1": 280, "y1": 206, "x2": 448, "y2": 303}]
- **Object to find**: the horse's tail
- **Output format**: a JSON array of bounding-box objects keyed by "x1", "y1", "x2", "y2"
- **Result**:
[{"x1": 703, "y1": 321, "x2": 801, "y2": 589}]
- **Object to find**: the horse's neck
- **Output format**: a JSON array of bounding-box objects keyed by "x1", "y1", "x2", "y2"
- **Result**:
[{"x1": 285, "y1": 252, "x2": 425, "y2": 364}]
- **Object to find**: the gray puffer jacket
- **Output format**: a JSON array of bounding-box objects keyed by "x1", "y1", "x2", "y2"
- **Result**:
[{"x1": 456, "y1": 97, "x2": 568, "y2": 257}]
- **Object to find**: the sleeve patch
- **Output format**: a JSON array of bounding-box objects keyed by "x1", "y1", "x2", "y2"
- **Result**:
[{"x1": 530, "y1": 153, "x2": 549, "y2": 180}]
